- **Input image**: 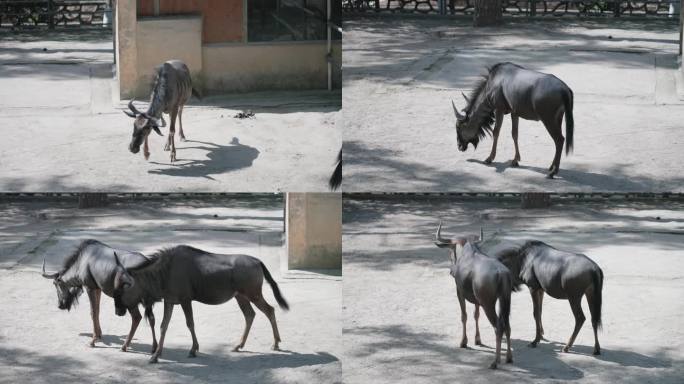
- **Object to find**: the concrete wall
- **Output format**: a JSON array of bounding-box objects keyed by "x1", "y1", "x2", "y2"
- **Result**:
[
  {"x1": 202, "y1": 41, "x2": 342, "y2": 93},
  {"x1": 134, "y1": 16, "x2": 203, "y2": 97},
  {"x1": 116, "y1": 0, "x2": 138, "y2": 100},
  {"x1": 286, "y1": 193, "x2": 342, "y2": 270}
]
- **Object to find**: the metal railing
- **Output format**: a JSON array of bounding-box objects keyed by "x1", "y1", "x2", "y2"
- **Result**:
[
  {"x1": 343, "y1": 1, "x2": 681, "y2": 17},
  {"x1": 0, "y1": 0, "x2": 111, "y2": 28}
]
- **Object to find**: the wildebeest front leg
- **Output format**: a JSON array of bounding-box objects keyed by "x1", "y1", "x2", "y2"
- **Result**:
[
  {"x1": 86, "y1": 288, "x2": 102, "y2": 347},
  {"x1": 143, "y1": 136, "x2": 150, "y2": 161},
  {"x1": 456, "y1": 288, "x2": 468, "y2": 348},
  {"x1": 149, "y1": 302, "x2": 174, "y2": 364},
  {"x1": 473, "y1": 304, "x2": 482, "y2": 346},
  {"x1": 178, "y1": 105, "x2": 186, "y2": 141},
  {"x1": 528, "y1": 287, "x2": 543, "y2": 347},
  {"x1": 484, "y1": 110, "x2": 504, "y2": 164},
  {"x1": 538, "y1": 290, "x2": 545, "y2": 338},
  {"x1": 511, "y1": 114, "x2": 521, "y2": 166},
  {"x1": 233, "y1": 295, "x2": 256, "y2": 352},
  {"x1": 145, "y1": 305, "x2": 158, "y2": 353},
  {"x1": 180, "y1": 301, "x2": 199, "y2": 357},
  {"x1": 168, "y1": 108, "x2": 178, "y2": 162},
  {"x1": 121, "y1": 306, "x2": 142, "y2": 352},
  {"x1": 253, "y1": 296, "x2": 282, "y2": 351},
  {"x1": 562, "y1": 296, "x2": 586, "y2": 353}
]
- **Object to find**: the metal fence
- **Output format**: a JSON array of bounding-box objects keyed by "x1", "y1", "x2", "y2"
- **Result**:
[
  {"x1": 343, "y1": 1, "x2": 681, "y2": 17},
  {"x1": 0, "y1": 0, "x2": 111, "y2": 28}
]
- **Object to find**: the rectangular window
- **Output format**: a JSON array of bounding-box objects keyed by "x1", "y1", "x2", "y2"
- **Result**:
[{"x1": 248, "y1": 0, "x2": 341, "y2": 42}]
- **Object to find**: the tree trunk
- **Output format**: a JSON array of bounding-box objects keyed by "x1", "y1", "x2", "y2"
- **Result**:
[
  {"x1": 473, "y1": 0, "x2": 502, "y2": 27},
  {"x1": 78, "y1": 193, "x2": 108, "y2": 209}
]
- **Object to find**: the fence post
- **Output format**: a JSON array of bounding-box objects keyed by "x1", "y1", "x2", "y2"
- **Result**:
[
  {"x1": 530, "y1": 0, "x2": 536, "y2": 16},
  {"x1": 48, "y1": 0, "x2": 54, "y2": 29},
  {"x1": 613, "y1": 0, "x2": 620, "y2": 17}
]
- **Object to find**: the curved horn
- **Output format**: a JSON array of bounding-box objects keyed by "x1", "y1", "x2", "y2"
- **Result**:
[
  {"x1": 461, "y1": 92, "x2": 471, "y2": 105},
  {"x1": 41, "y1": 259, "x2": 59, "y2": 279},
  {"x1": 452, "y1": 100, "x2": 465, "y2": 121},
  {"x1": 113, "y1": 251, "x2": 123, "y2": 267},
  {"x1": 434, "y1": 221, "x2": 452, "y2": 246},
  {"x1": 127, "y1": 99, "x2": 143, "y2": 116}
]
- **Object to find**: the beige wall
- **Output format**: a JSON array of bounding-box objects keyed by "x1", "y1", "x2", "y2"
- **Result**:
[
  {"x1": 134, "y1": 16, "x2": 203, "y2": 97},
  {"x1": 286, "y1": 193, "x2": 342, "y2": 270},
  {"x1": 202, "y1": 41, "x2": 342, "y2": 93}
]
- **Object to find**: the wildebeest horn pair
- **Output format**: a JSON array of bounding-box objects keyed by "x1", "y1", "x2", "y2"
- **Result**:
[
  {"x1": 41, "y1": 259, "x2": 59, "y2": 279},
  {"x1": 434, "y1": 221, "x2": 484, "y2": 246},
  {"x1": 123, "y1": 100, "x2": 166, "y2": 134}
]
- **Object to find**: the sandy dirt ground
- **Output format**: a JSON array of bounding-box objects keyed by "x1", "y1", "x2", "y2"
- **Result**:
[
  {"x1": 343, "y1": 16, "x2": 684, "y2": 192},
  {"x1": 0, "y1": 30, "x2": 341, "y2": 192},
  {"x1": 343, "y1": 195, "x2": 684, "y2": 383},
  {"x1": 0, "y1": 195, "x2": 341, "y2": 384}
]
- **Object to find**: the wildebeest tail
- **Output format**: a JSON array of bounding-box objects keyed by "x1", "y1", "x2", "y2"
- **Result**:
[
  {"x1": 260, "y1": 262, "x2": 289, "y2": 311},
  {"x1": 562, "y1": 89, "x2": 574, "y2": 155},
  {"x1": 496, "y1": 273, "x2": 512, "y2": 335},
  {"x1": 591, "y1": 267, "x2": 603, "y2": 330},
  {"x1": 192, "y1": 87, "x2": 203, "y2": 101},
  {"x1": 329, "y1": 148, "x2": 342, "y2": 191}
]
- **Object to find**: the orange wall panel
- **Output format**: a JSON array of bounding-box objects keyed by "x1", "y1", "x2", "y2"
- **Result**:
[{"x1": 137, "y1": 0, "x2": 243, "y2": 43}]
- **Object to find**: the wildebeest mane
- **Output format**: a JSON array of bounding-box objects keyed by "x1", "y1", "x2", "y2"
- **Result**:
[
  {"x1": 60, "y1": 239, "x2": 102, "y2": 274},
  {"x1": 465, "y1": 75, "x2": 495, "y2": 140}
]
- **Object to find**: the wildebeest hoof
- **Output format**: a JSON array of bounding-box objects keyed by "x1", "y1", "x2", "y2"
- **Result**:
[
  {"x1": 593, "y1": 349, "x2": 601, "y2": 356},
  {"x1": 506, "y1": 356, "x2": 513, "y2": 363},
  {"x1": 562, "y1": 346, "x2": 571, "y2": 353},
  {"x1": 120, "y1": 345, "x2": 128, "y2": 352},
  {"x1": 484, "y1": 157, "x2": 493, "y2": 164},
  {"x1": 475, "y1": 340, "x2": 483, "y2": 346},
  {"x1": 271, "y1": 345, "x2": 280, "y2": 351},
  {"x1": 546, "y1": 173, "x2": 555, "y2": 179},
  {"x1": 528, "y1": 341, "x2": 538, "y2": 348},
  {"x1": 232, "y1": 345, "x2": 243, "y2": 352},
  {"x1": 144, "y1": 152, "x2": 150, "y2": 161},
  {"x1": 459, "y1": 341, "x2": 468, "y2": 348},
  {"x1": 180, "y1": 136, "x2": 187, "y2": 142},
  {"x1": 511, "y1": 160, "x2": 519, "y2": 167},
  {"x1": 188, "y1": 350, "x2": 197, "y2": 358},
  {"x1": 489, "y1": 362, "x2": 498, "y2": 369},
  {"x1": 149, "y1": 355, "x2": 159, "y2": 364}
]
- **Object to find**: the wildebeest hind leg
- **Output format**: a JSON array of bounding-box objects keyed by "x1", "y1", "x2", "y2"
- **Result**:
[
  {"x1": 149, "y1": 302, "x2": 174, "y2": 364},
  {"x1": 586, "y1": 289, "x2": 601, "y2": 355},
  {"x1": 474, "y1": 304, "x2": 482, "y2": 345},
  {"x1": 169, "y1": 108, "x2": 178, "y2": 162},
  {"x1": 181, "y1": 301, "x2": 199, "y2": 357},
  {"x1": 481, "y1": 304, "x2": 501, "y2": 369},
  {"x1": 178, "y1": 105, "x2": 186, "y2": 141},
  {"x1": 538, "y1": 290, "x2": 546, "y2": 338},
  {"x1": 562, "y1": 296, "x2": 585, "y2": 353},
  {"x1": 252, "y1": 296, "x2": 282, "y2": 351},
  {"x1": 511, "y1": 115, "x2": 521, "y2": 166},
  {"x1": 122, "y1": 306, "x2": 142, "y2": 352},
  {"x1": 529, "y1": 288, "x2": 543, "y2": 347},
  {"x1": 233, "y1": 295, "x2": 255, "y2": 352},
  {"x1": 485, "y1": 111, "x2": 504, "y2": 164},
  {"x1": 86, "y1": 288, "x2": 102, "y2": 347},
  {"x1": 542, "y1": 116, "x2": 564, "y2": 178},
  {"x1": 456, "y1": 289, "x2": 468, "y2": 348}
]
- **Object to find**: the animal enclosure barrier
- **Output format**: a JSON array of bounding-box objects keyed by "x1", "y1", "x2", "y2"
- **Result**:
[
  {"x1": 0, "y1": 0, "x2": 111, "y2": 28},
  {"x1": 343, "y1": 0, "x2": 681, "y2": 17}
]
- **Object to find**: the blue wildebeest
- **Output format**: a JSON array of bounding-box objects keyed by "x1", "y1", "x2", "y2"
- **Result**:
[
  {"x1": 452, "y1": 62, "x2": 574, "y2": 178},
  {"x1": 110, "y1": 245, "x2": 289, "y2": 363},
  {"x1": 124, "y1": 60, "x2": 201, "y2": 162},
  {"x1": 434, "y1": 223, "x2": 514, "y2": 369},
  {"x1": 492, "y1": 239, "x2": 604, "y2": 355},
  {"x1": 41, "y1": 239, "x2": 158, "y2": 351}
]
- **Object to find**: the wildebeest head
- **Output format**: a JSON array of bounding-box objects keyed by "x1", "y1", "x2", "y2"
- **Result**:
[
  {"x1": 434, "y1": 222, "x2": 483, "y2": 264},
  {"x1": 41, "y1": 259, "x2": 83, "y2": 311},
  {"x1": 112, "y1": 252, "x2": 135, "y2": 317},
  {"x1": 452, "y1": 93, "x2": 481, "y2": 152},
  {"x1": 123, "y1": 100, "x2": 165, "y2": 154}
]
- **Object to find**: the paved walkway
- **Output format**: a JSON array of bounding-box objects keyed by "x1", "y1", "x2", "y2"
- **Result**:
[
  {"x1": 343, "y1": 16, "x2": 684, "y2": 192},
  {"x1": 0, "y1": 29, "x2": 341, "y2": 192},
  {"x1": 0, "y1": 195, "x2": 341, "y2": 384},
  {"x1": 343, "y1": 195, "x2": 684, "y2": 383}
]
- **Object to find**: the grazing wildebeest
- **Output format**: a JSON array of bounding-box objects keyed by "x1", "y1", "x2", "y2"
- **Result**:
[
  {"x1": 111, "y1": 245, "x2": 289, "y2": 363},
  {"x1": 329, "y1": 148, "x2": 342, "y2": 191},
  {"x1": 123, "y1": 60, "x2": 201, "y2": 162},
  {"x1": 493, "y1": 240, "x2": 604, "y2": 355},
  {"x1": 40, "y1": 239, "x2": 158, "y2": 351},
  {"x1": 434, "y1": 223, "x2": 514, "y2": 369},
  {"x1": 452, "y1": 62, "x2": 574, "y2": 178}
]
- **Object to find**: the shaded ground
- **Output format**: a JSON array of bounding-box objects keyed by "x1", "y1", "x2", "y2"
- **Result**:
[
  {"x1": 0, "y1": 195, "x2": 341, "y2": 384},
  {"x1": 343, "y1": 16, "x2": 684, "y2": 192},
  {"x1": 343, "y1": 195, "x2": 684, "y2": 383},
  {"x1": 0, "y1": 29, "x2": 341, "y2": 192}
]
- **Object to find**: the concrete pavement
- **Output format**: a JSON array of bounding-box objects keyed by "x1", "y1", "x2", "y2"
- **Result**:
[
  {"x1": 343, "y1": 195, "x2": 684, "y2": 383},
  {"x1": 0, "y1": 194, "x2": 341, "y2": 384},
  {"x1": 343, "y1": 16, "x2": 684, "y2": 192}
]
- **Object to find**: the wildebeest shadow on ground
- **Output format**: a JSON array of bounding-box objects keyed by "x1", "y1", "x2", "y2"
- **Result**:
[
  {"x1": 78, "y1": 333, "x2": 156, "y2": 354},
  {"x1": 148, "y1": 138, "x2": 259, "y2": 180},
  {"x1": 466, "y1": 158, "x2": 681, "y2": 191}
]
